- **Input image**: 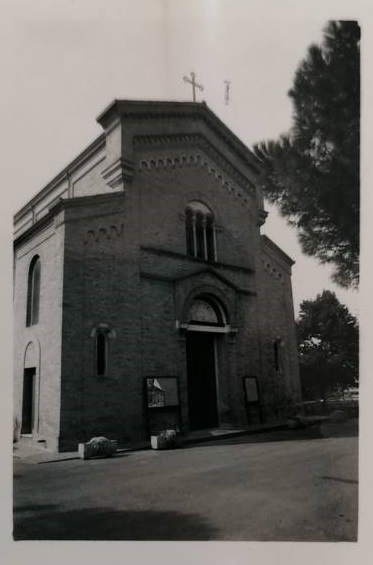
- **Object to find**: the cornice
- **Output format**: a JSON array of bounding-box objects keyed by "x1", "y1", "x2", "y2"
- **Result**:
[
  {"x1": 261, "y1": 234, "x2": 295, "y2": 267},
  {"x1": 14, "y1": 191, "x2": 126, "y2": 245},
  {"x1": 134, "y1": 132, "x2": 256, "y2": 195},
  {"x1": 124, "y1": 111, "x2": 261, "y2": 176},
  {"x1": 96, "y1": 100, "x2": 262, "y2": 176},
  {"x1": 138, "y1": 152, "x2": 255, "y2": 210},
  {"x1": 140, "y1": 245, "x2": 255, "y2": 274},
  {"x1": 140, "y1": 268, "x2": 256, "y2": 296}
]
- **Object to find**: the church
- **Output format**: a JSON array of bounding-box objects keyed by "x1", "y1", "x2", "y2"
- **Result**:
[{"x1": 13, "y1": 100, "x2": 301, "y2": 452}]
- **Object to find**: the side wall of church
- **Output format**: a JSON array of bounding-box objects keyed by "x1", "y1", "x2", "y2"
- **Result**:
[
  {"x1": 13, "y1": 219, "x2": 65, "y2": 450},
  {"x1": 256, "y1": 238, "x2": 301, "y2": 420},
  {"x1": 58, "y1": 193, "x2": 146, "y2": 450}
]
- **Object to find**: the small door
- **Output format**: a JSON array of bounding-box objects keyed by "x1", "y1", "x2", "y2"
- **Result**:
[
  {"x1": 21, "y1": 368, "x2": 36, "y2": 434},
  {"x1": 186, "y1": 332, "x2": 218, "y2": 430}
]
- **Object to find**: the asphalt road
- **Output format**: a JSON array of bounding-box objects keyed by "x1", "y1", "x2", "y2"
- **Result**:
[{"x1": 13, "y1": 419, "x2": 358, "y2": 541}]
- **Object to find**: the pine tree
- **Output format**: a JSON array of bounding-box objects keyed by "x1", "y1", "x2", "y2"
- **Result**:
[{"x1": 254, "y1": 21, "x2": 360, "y2": 288}]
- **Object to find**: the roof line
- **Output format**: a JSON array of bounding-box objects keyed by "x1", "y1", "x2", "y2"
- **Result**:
[
  {"x1": 261, "y1": 234, "x2": 295, "y2": 266},
  {"x1": 14, "y1": 133, "x2": 106, "y2": 222}
]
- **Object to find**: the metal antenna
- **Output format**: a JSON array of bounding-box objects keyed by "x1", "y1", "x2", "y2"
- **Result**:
[{"x1": 224, "y1": 80, "x2": 231, "y2": 105}]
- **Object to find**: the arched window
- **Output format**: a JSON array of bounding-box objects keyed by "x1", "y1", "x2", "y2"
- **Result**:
[
  {"x1": 91, "y1": 324, "x2": 116, "y2": 377},
  {"x1": 185, "y1": 201, "x2": 217, "y2": 261},
  {"x1": 96, "y1": 331, "x2": 108, "y2": 376},
  {"x1": 26, "y1": 256, "x2": 41, "y2": 327},
  {"x1": 274, "y1": 338, "x2": 284, "y2": 372}
]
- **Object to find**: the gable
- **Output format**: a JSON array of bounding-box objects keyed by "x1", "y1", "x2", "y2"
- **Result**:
[{"x1": 136, "y1": 141, "x2": 256, "y2": 212}]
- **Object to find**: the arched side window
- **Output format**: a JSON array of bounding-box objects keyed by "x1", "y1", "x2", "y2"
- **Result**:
[
  {"x1": 185, "y1": 201, "x2": 217, "y2": 262},
  {"x1": 26, "y1": 256, "x2": 41, "y2": 327},
  {"x1": 90, "y1": 324, "x2": 116, "y2": 377},
  {"x1": 96, "y1": 331, "x2": 108, "y2": 377},
  {"x1": 274, "y1": 338, "x2": 284, "y2": 372}
]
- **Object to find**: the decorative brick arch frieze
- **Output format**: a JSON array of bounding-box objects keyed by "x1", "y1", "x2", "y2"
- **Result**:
[
  {"x1": 84, "y1": 224, "x2": 124, "y2": 244},
  {"x1": 261, "y1": 257, "x2": 285, "y2": 284},
  {"x1": 138, "y1": 151, "x2": 254, "y2": 210},
  {"x1": 133, "y1": 132, "x2": 258, "y2": 182}
]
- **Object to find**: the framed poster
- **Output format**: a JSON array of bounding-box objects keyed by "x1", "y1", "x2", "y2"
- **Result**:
[
  {"x1": 244, "y1": 377, "x2": 259, "y2": 402},
  {"x1": 243, "y1": 376, "x2": 263, "y2": 425},
  {"x1": 144, "y1": 377, "x2": 182, "y2": 436},
  {"x1": 146, "y1": 377, "x2": 179, "y2": 408}
]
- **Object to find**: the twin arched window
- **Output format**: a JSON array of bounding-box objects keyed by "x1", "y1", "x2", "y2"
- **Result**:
[
  {"x1": 26, "y1": 256, "x2": 41, "y2": 327},
  {"x1": 185, "y1": 201, "x2": 216, "y2": 261}
]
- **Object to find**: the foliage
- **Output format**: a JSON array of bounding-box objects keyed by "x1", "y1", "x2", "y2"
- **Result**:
[
  {"x1": 254, "y1": 21, "x2": 360, "y2": 288},
  {"x1": 296, "y1": 290, "x2": 359, "y2": 400},
  {"x1": 86, "y1": 436, "x2": 116, "y2": 456}
]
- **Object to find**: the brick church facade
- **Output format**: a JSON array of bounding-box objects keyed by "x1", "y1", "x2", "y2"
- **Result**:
[{"x1": 13, "y1": 100, "x2": 301, "y2": 452}]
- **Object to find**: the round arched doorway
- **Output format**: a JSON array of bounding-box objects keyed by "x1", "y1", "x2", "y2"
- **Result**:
[
  {"x1": 22, "y1": 341, "x2": 38, "y2": 435},
  {"x1": 185, "y1": 295, "x2": 228, "y2": 430}
]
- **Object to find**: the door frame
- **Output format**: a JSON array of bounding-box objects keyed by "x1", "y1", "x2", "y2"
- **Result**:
[
  {"x1": 21, "y1": 338, "x2": 41, "y2": 436},
  {"x1": 186, "y1": 329, "x2": 220, "y2": 430},
  {"x1": 21, "y1": 367, "x2": 36, "y2": 434}
]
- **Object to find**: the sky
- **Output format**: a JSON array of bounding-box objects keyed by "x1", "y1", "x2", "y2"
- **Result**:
[
  {"x1": 1, "y1": 0, "x2": 373, "y2": 561},
  {"x1": 0, "y1": 0, "x2": 363, "y2": 319}
]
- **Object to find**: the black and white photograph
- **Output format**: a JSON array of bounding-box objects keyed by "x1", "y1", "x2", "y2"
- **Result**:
[{"x1": 2, "y1": 0, "x2": 372, "y2": 561}]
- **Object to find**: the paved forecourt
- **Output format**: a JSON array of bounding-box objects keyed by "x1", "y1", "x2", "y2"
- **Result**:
[{"x1": 13, "y1": 421, "x2": 358, "y2": 541}]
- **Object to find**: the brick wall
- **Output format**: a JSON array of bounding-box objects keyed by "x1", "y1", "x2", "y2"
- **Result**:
[
  {"x1": 256, "y1": 238, "x2": 301, "y2": 420},
  {"x1": 13, "y1": 219, "x2": 65, "y2": 451}
]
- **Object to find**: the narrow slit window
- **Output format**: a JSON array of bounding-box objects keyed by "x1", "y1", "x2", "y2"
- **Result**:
[
  {"x1": 274, "y1": 339, "x2": 283, "y2": 372},
  {"x1": 96, "y1": 332, "x2": 107, "y2": 376}
]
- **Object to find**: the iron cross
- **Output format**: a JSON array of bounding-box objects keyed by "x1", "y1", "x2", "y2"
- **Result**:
[{"x1": 183, "y1": 72, "x2": 204, "y2": 102}]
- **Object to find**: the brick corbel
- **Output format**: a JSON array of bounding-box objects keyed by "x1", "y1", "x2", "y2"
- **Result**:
[{"x1": 257, "y1": 209, "x2": 268, "y2": 226}]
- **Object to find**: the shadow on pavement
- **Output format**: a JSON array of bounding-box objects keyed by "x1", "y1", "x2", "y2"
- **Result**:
[
  {"x1": 15, "y1": 504, "x2": 58, "y2": 513},
  {"x1": 184, "y1": 419, "x2": 358, "y2": 449},
  {"x1": 320, "y1": 475, "x2": 358, "y2": 485},
  {"x1": 13, "y1": 505, "x2": 218, "y2": 541}
]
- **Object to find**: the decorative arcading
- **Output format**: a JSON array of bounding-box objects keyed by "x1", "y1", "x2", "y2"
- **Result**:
[
  {"x1": 123, "y1": 111, "x2": 261, "y2": 176},
  {"x1": 84, "y1": 224, "x2": 124, "y2": 244},
  {"x1": 138, "y1": 152, "x2": 253, "y2": 209},
  {"x1": 261, "y1": 257, "x2": 284, "y2": 284},
  {"x1": 134, "y1": 133, "x2": 256, "y2": 194}
]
